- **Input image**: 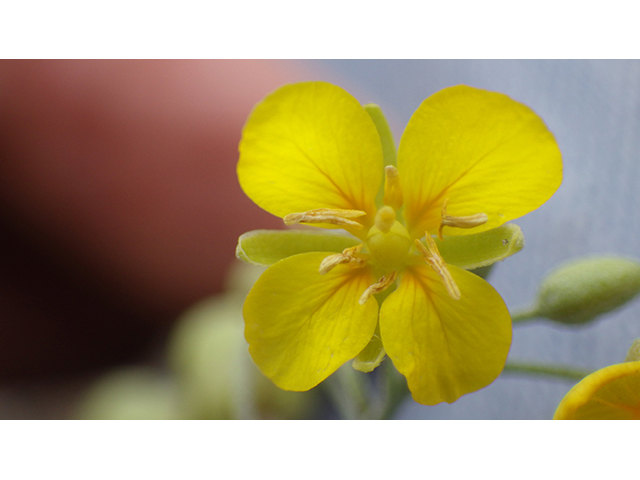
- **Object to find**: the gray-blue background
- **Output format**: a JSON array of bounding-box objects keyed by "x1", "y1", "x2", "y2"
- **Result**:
[{"x1": 308, "y1": 60, "x2": 640, "y2": 419}]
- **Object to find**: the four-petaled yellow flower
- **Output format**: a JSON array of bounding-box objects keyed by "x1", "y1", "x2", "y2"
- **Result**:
[
  {"x1": 554, "y1": 362, "x2": 640, "y2": 419},
  {"x1": 237, "y1": 82, "x2": 562, "y2": 405}
]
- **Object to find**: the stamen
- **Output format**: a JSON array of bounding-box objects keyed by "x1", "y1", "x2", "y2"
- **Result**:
[
  {"x1": 359, "y1": 271, "x2": 397, "y2": 305},
  {"x1": 415, "y1": 235, "x2": 461, "y2": 300},
  {"x1": 438, "y1": 198, "x2": 488, "y2": 240},
  {"x1": 319, "y1": 244, "x2": 366, "y2": 275},
  {"x1": 284, "y1": 208, "x2": 366, "y2": 228},
  {"x1": 383, "y1": 166, "x2": 403, "y2": 210}
]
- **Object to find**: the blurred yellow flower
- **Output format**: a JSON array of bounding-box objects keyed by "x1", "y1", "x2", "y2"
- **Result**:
[
  {"x1": 554, "y1": 361, "x2": 640, "y2": 419},
  {"x1": 237, "y1": 82, "x2": 562, "y2": 405}
]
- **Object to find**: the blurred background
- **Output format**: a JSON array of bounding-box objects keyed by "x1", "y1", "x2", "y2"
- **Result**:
[{"x1": 1, "y1": 59, "x2": 639, "y2": 419}]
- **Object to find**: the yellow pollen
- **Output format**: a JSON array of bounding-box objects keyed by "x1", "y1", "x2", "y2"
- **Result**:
[
  {"x1": 359, "y1": 271, "x2": 398, "y2": 305},
  {"x1": 374, "y1": 206, "x2": 396, "y2": 234},
  {"x1": 283, "y1": 208, "x2": 366, "y2": 228},
  {"x1": 318, "y1": 244, "x2": 366, "y2": 275},
  {"x1": 415, "y1": 234, "x2": 461, "y2": 300},
  {"x1": 383, "y1": 165, "x2": 403, "y2": 210},
  {"x1": 438, "y1": 198, "x2": 489, "y2": 240}
]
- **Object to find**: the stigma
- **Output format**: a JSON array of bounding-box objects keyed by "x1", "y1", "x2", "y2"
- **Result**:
[{"x1": 374, "y1": 206, "x2": 396, "y2": 233}]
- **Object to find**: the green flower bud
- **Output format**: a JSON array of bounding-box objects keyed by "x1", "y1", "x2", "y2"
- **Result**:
[
  {"x1": 625, "y1": 338, "x2": 640, "y2": 362},
  {"x1": 534, "y1": 256, "x2": 640, "y2": 325},
  {"x1": 77, "y1": 367, "x2": 180, "y2": 420},
  {"x1": 168, "y1": 280, "x2": 316, "y2": 419}
]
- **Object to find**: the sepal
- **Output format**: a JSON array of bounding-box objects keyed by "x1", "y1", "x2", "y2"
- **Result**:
[
  {"x1": 436, "y1": 223, "x2": 525, "y2": 270},
  {"x1": 236, "y1": 229, "x2": 360, "y2": 266},
  {"x1": 352, "y1": 325, "x2": 386, "y2": 373}
]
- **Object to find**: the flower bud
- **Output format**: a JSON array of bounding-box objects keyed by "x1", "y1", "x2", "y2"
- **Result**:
[
  {"x1": 535, "y1": 256, "x2": 640, "y2": 325},
  {"x1": 168, "y1": 263, "x2": 316, "y2": 419},
  {"x1": 77, "y1": 367, "x2": 180, "y2": 420}
]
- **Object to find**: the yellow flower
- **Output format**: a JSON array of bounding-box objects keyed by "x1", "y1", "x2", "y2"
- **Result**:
[
  {"x1": 237, "y1": 82, "x2": 562, "y2": 405},
  {"x1": 554, "y1": 362, "x2": 640, "y2": 419}
]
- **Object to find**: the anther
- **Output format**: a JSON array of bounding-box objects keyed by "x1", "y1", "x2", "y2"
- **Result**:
[
  {"x1": 359, "y1": 271, "x2": 398, "y2": 305},
  {"x1": 415, "y1": 235, "x2": 461, "y2": 300},
  {"x1": 284, "y1": 208, "x2": 366, "y2": 228},
  {"x1": 383, "y1": 166, "x2": 403, "y2": 210},
  {"x1": 319, "y1": 245, "x2": 366, "y2": 275},
  {"x1": 438, "y1": 198, "x2": 488, "y2": 240}
]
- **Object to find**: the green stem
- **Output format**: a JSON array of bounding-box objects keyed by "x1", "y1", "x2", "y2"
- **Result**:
[
  {"x1": 510, "y1": 305, "x2": 541, "y2": 324},
  {"x1": 324, "y1": 359, "x2": 410, "y2": 420},
  {"x1": 324, "y1": 365, "x2": 370, "y2": 420},
  {"x1": 503, "y1": 360, "x2": 592, "y2": 381},
  {"x1": 379, "y1": 360, "x2": 410, "y2": 420}
]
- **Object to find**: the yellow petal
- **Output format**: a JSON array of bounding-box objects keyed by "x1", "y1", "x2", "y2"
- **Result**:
[
  {"x1": 379, "y1": 264, "x2": 512, "y2": 405},
  {"x1": 243, "y1": 252, "x2": 379, "y2": 391},
  {"x1": 397, "y1": 85, "x2": 562, "y2": 238},
  {"x1": 554, "y1": 361, "x2": 640, "y2": 420},
  {"x1": 238, "y1": 82, "x2": 383, "y2": 231}
]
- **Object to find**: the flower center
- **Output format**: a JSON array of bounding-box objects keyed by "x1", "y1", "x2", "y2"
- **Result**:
[{"x1": 366, "y1": 206, "x2": 411, "y2": 272}]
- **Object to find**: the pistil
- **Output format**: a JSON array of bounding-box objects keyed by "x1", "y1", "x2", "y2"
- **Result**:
[
  {"x1": 366, "y1": 208, "x2": 412, "y2": 272},
  {"x1": 374, "y1": 206, "x2": 396, "y2": 233}
]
